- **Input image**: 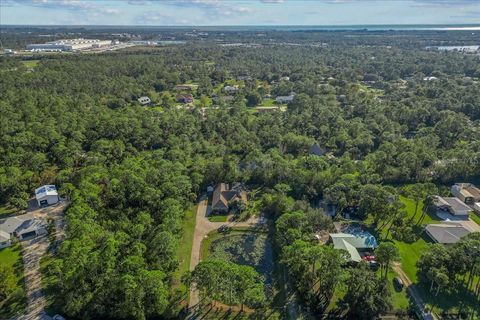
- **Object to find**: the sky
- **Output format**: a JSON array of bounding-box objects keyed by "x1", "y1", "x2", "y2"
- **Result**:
[{"x1": 1, "y1": 0, "x2": 479, "y2": 26}]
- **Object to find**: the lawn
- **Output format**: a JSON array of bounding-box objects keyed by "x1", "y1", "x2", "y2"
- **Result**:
[
  {"x1": 172, "y1": 205, "x2": 197, "y2": 291},
  {"x1": 257, "y1": 98, "x2": 276, "y2": 107},
  {"x1": 208, "y1": 214, "x2": 229, "y2": 222},
  {"x1": 470, "y1": 213, "x2": 480, "y2": 226},
  {"x1": 21, "y1": 60, "x2": 39, "y2": 68},
  {"x1": 0, "y1": 244, "x2": 27, "y2": 319}
]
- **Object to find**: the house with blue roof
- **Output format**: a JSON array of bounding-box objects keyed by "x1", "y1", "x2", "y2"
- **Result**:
[{"x1": 329, "y1": 232, "x2": 378, "y2": 262}]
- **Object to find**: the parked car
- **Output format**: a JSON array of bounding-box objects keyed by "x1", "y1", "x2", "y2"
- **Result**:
[
  {"x1": 218, "y1": 225, "x2": 230, "y2": 233},
  {"x1": 368, "y1": 260, "x2": 379, "y2": 270},
  {"x1": 394, "y1": 277, "x2": 404, "y2": 288}
]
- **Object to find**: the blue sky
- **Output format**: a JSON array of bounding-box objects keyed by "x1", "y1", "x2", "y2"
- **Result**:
[{"x1": 1, "y1": 0, "x2": 479, "y2": 26}]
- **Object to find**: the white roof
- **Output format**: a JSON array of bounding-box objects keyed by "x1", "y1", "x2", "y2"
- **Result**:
[
  {"x1": 35, "y1": 185, "x2": 58, "y2": 200},
  {"x1": 333, "y1": 238, "x2": 362, "y2": 262},
  {"x1": 425, "y1": 222, "x2": 471, "y2": 244}
]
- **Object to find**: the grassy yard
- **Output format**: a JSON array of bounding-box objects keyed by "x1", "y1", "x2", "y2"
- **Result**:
[
  {"x1": 172, "y1": 205, "x2": 197, "y2": 292},
  {"x1": 0, "y1": 244, "x2": 27, "y2": 319},
  {"x1": 257, "y1": 98, "x2": 276, "y2": 107},
  {"x1": 470, "y1": 213, "x2": 480, "y2": 226},
  {"x1": 21, "y1": 60, "x2": 39, "y2": 68},
  {"x1": 208, "y1": 214, "x2": 229, "y2": 222}
]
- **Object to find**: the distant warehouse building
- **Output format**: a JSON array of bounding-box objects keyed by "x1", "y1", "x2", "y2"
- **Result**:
[{"x1": 27, "y1": 38, "x2": 112, "y2": 52}]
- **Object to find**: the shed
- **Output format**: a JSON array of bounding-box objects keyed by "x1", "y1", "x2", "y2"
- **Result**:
[{"x1": 35, "y1": 185, "x2": 59, "y2": 206}]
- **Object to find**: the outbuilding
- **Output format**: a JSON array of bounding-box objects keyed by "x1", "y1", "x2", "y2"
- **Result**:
[{"x1": 35, "y1": 185, "x2": 59, "y2": 207}]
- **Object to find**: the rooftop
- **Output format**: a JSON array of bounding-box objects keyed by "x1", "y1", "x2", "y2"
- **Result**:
[
  {"x1": 35, "y1": 185, "x2": 58, "y2": 199},
  {"x1": 425, "y1": 222, "x2": 471, "y2": 244}
]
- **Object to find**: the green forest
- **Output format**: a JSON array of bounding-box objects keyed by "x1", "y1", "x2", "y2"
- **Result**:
[{"x1": 1, "y1": 28, "x2": 480, "y2": 319}]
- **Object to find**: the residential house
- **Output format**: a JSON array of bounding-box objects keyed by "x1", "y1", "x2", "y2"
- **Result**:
[
  {"x1": 329, "y1": 232, "x2": 378, "y2": 262},
  {"x1": 176, "y1": 93, "x2": 194, "y2": 104},
  {"x1": 433, "y1": 196, "x2": 472, "y2": 216},
  {"x1": 137, "y1": 96, "x2": 152, "y2": 106},
  {"x1": 451, "y1": 183, "x2": 480, "y2": 205},
  {"x1": 425, "y1": 221, "x2": 472, "y2": 244},
  {"x1": 35, "y1": 185, "x2": 59, "y2": 207},
  {"x1": 309, "y1": 143, "x2": 326, "y2": 157},
  {"x1": 223, "y1": 85, "x2": 239, "y2": 95},
  {"x1": 237, "y1": 76, "x2": 252, "y2": 81},
  {"x1": 0, "y1": 214, "x2": 47, "y2": 243},
  {"x1": 211, "y1": 183, "x2": 247, "y2": 213},
  {"x1": 0, "y1": 230, "x2": 11, "y2": 249},
  {"x1": 275, "y1": 94, "x2": 295, "y2": 104}
]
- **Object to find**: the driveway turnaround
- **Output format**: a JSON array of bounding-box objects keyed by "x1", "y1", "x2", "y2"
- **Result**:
[{"x1": 188, "y1": 197, "x2": 264, "y2": 309}]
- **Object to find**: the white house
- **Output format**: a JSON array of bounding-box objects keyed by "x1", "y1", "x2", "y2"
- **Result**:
[
  {"x1": 0, "y1": 230, "x2": 11, "y2": 249},
  {"x1": 35, "y1": 185, "x2": 59, "y2": 207},
  {"x1": 330, "y1": 232, "x2": 378, "y2": 262},
  {"x1": 451, "y1": 183, "x2": 480, "y2": 205},
  {"x1": 223, "y1": 85, "x2": 239, "y2": 94}
]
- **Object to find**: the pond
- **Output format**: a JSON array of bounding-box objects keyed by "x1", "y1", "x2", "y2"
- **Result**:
[{"x1": 209, "y1": 232, "x2": 274, "y2": 285}]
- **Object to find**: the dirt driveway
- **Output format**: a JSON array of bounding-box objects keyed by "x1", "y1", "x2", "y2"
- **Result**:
[
  {"x1": 188, "y1": 197, "x2": 265, "y2": 309},
  {"x1": 15, "y1": 200, "x2": 67, "y2": 320}
]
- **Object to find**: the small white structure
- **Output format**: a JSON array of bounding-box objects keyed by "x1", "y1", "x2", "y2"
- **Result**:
[
  {"x1": 223, "y1": 85, "x2": 239, "y2": 94},
  {"x1": 35, "y1": 185, "x2": 59, "y2": 207},
  {"x1": 138, "y1": 96, "x2": 152, "y2": 106},
  {"x1": 0, "y1": 230, "x2": 11, "y2": 249},
  {"x1": 276, "y1": 94, "x2": 295, "y2": 104}
]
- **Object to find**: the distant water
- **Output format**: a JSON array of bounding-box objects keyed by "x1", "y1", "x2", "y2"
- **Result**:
[{"x1": 4, "y1": 24, "x2": 480, "y2": 32}]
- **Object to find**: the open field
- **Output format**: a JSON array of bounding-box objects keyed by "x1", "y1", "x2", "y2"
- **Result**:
[{"x1": 21, "y1": 60, "x2": 40, "y2": 68}]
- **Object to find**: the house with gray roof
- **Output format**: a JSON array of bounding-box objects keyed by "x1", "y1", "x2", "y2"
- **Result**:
[
  {"x1": 137, "y1": 96, "x2": 152, "y2": 106},
  {"x1": 0, "y1": 214, "x2": 47, "y2": 244},
  {"x1": 211, "y1": 183, "x2": 247, "y2": 213},
  {"x1": 451, "y1": 183, "x2": 480, "y2": 205},
  {"x1": 425, "y1": 221, "x2": 472, "y2": 244},
  {"x1": 433, "y1": 196, "x2": 472, "y2": 216}
]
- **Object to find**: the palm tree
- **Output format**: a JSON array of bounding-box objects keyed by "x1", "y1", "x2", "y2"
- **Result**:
[{"x1": 375, "y1": 242, "x2": 400, "y2": 279}]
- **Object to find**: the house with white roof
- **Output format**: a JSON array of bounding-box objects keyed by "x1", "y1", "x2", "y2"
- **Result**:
[
  {"x1": 330, "y1": 232, "x2": 378, "y2": 262},
  {"x1": 35, "y1": 185, "x2": 59, "y2": 207}
]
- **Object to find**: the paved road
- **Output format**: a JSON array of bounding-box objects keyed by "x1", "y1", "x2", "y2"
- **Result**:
[
  {"x1": 392, "y1": 262, "x2": 437, "y2": 320},
  {"x1": 188, "y1": 198, "x2": 264, "y2": 310}
]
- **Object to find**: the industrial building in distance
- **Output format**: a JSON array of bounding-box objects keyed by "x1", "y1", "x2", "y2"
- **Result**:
[{"x1": 26, "y1": 38, "x2": 114, "y2": 52}]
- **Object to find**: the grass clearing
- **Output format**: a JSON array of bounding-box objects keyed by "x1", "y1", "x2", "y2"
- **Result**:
[
  {"x1": 21, "y1": 60, "x2": 40, "y2": 68},
  {"x1": 470, "y1": 213, "x2": 480, "y2": 226},
  {"x1": 0, "y1": 244, "x2": 27, "y2": 319},
  {"x1": 208, "y1": 214, "x2": 229, "y2": 222},
  {"x1": 172, "y1": 205, "x2": 197, "y2": 292}
]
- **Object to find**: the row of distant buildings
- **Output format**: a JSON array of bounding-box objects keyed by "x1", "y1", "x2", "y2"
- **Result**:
[{"x1": 26, "y1": 38, "x2": 116, "y2": 52}]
